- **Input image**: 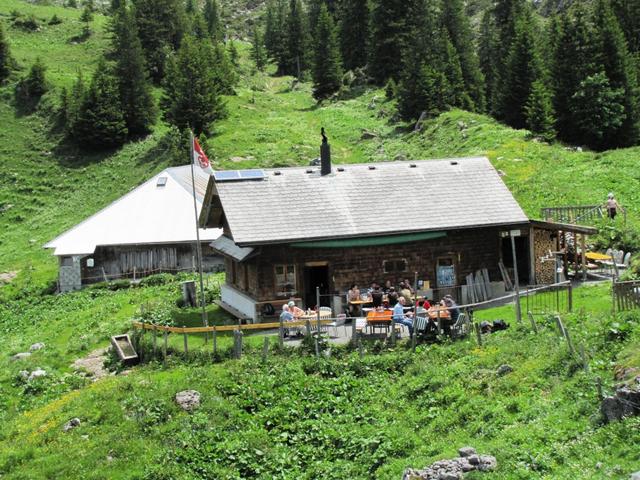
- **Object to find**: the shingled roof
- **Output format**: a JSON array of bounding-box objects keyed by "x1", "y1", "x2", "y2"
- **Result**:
[{"x1": 201, "y1": 157, "x2": 528, "y2": 246}]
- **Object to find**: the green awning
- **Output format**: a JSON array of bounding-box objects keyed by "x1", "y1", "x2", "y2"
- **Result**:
[{"x1": 290, "y1": 231, "x2": 446, "y2": 248}]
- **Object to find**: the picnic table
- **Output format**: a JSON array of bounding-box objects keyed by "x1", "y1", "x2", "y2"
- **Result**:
[
  {"x1": 427, "y1": 306, "x2": 452, "y2": 320},
  {"x1": 366, "y1": 310, "x2": 392, "y2": 334},
  {"x1": 585, "y1": 252, "x2": 612, "y2": 261}
]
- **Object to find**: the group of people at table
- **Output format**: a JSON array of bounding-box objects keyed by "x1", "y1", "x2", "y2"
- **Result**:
[{"x1": 348, "y1": 281, "x2": 461, "y2": 337}]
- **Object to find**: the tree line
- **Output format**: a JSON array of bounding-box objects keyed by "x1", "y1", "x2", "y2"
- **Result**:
[{"x1": 258, "y1": 0, "x2": 640, "y2": 150}]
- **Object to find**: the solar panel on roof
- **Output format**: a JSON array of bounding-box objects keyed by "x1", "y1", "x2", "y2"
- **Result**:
[
  {"x1": 239, "y1": 169, "x2": 266, "y2": 180},
  {"x1": 213, "y1": 171, "x2": 241, "y2": 182}
]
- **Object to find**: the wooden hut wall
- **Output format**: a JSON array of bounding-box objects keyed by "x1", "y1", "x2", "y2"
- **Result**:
[{"x1": 227, "y1": 226, "x2": 521, "y2": 302}]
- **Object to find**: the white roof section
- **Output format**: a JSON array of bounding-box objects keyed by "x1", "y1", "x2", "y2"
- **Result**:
[
  {"x1": 45, "y1": 166, "x2": 222, "y2": 256},
  {"x1": 207, "y1": 157, "x2": 529, "y2": 246}
]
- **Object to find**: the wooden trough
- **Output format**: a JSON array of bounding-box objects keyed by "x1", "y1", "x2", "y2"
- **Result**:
[{"x1": 110, "y1": 334, "x2": 139, "y2": 364}]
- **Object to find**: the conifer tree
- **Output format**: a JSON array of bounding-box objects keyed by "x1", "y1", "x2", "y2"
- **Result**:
[
  {"x1": 162, "y1": 35, "x2": 227, "y2": 135},
  {"x1": 264, "y1": 0, "x2": 288, "y2": 73},
  {"x1": 442, "y1": 0, "x2": 485, "y2": 111},
  {"x1": 338, "y1": 0, "x2": 368, "y2": 72},
  {"x1": 525, "y1": 80, "x2": 556, "y2": 141},
  {"x1": 204, "y1": 0, "x2": 223, "y2": 43},
  {"x1": 80, "y1": 1, "x2": 94, "y2": 36},
  {"x1": 0, "y1": 23, "x2": 12, "y2": 83},
  {"x1": 134, "y1": 0, "x2": 187, "y2": 82},
  {"x1": 111, "y1": 3, "x2": 157, "y2": 136},
  {"x1": 592, "y1": 0, "x2": 639, "y2": 147},
  {"x1": 191, "y1": 13, "x2": 209, "y2": 40},
  {"x1": 500, "y1": 6, "x2": 543, "y2": 128},
  {"x1": 369, "y1": 0, "x2": 411, "y2": 83},
  {"x1": 228, "y1": 40, "x2": 239, "y2": 68},
  {"x1": 284, "y1": 0, "x2": 308, "y2": 78},
  {"x1": 251, "y1": 26, "x2": 267, "y2": 71},
  {"x1": 15, "y1": 57, "x2": 48, "y2": 104},
  {"x1": 550, "y1": 4, "x2": 600, "y2": 143},
  {"x1": 65, "y1": 72, "x2": 86, "y2": 136},
  {"x1": 75, "y1": 61, "x2": 128, "y2": 148},
  {"x1": 478, "y1": 9, "x2": 500, "y2": 114},
  {"x1": 212, "y1": 42, "x2": 237, "y2": 93},
  {"x1": 611, "y1": 0, "x2": 640, "y2": 54},
  {"x1": 312, "y1": 4, "x2": 342, "y2": 100}
]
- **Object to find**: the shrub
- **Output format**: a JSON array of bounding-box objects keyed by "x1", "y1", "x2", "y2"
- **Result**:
[
  {"x1": 48, "y1": 14, "x2": 63, "y2": 25},
  {"x1": 15, "y1": 58, "x2": 48, "y2": 105},
  {"x1": 139, "y1": 273, "x2": 175, "y2": 287},
  {"x1": 12, "y1": 14, "x2": 40, "y2": 31}
]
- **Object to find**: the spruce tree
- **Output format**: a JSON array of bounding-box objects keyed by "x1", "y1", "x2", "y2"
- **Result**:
[
  {"x1": 478, "y1": 9, "x2": 500, "y2": 114},
  {"x1": 611, "y1": 0, "x2": 640, "y2": 54},
  {"x1": 500, "y1": 7, "x2": 543, "y2": 129},
  {"x1": 162, "y1": 35, "x2": 227, "y2": 135},
  {"x1": 75, "y1": 61, "x2": 128, "y2": 149},
  {"x1": 80, "y1": 2, "x2": 94, "y2": 36},
  {"x1": 312, "y1": 4, "x2": 342, "y2": 100},
  {"x1": 65, "y1": 72, "x2": 86, "y2": 136},
  {"x1": 15, "y1": 58, "x2": 48, "y2": 104},
  {"x1": 251, "y1": 26, "x2": 267, "y2": 71},
  {"x1": 593, "y1": 0, "x2": 639, "y2": 147},
  {"x1": 264, "y1": 0, "x2": 288, "y2": 74},
  {"x1": 0, "y1": 23, "x2": 12, "y2": 83},
  {"x1": 550, "y1": 4, "x2": 600, "y2": 143},
  {"x1": 212, "y1": 42, "x2": 237, "y2": 94},
  {"x1": 525, "y1": 80, "x2": 556, "y2": 141},
  {"x1": 204, "y1": 0, "x2": 223, "y2": 43},
  {"x1": 369, "y1": 0, "x2": 412, "y2": 83},
  {"x1": 228, "y1": 40, "x2": 239, "y2": 69},
  {"x1": 133, "y1": 0, "x2": 187, "y2": 82},
  {"x1": 284, "y1": 0, "x2": 308, "y2": 77},
  {"x1": 111, "y1": 3, "x2": 157, "y2": 136},
  {"x1": 442, "y1": 0, "x2": 486, "y2": 111},
  {"x1": 571, "y1": 72, "x2": 626, "y2": 149},
  {"x1": 191, "y1": 13, "x2": 209, "y2": 41},
  {"x1": 339, "y1": 0, "x2": 368, "y2": 72}
]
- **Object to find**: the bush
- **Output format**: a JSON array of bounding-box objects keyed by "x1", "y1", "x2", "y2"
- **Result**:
[
  {"x1": 12, "y1": 13, "x2": 40, "y2": 31},
  {"x1": 592, "y1": 223, "x2": 640, "y2": 253},
  {"x1": 15, "y1": 58, "x2": 48, "y2": 105},
  {"x1": 139, "y1": 273, "x2": 175, "y2": 287},
  {"x1": 48, "y1": 14, "x2": 63, "y2": 25}
]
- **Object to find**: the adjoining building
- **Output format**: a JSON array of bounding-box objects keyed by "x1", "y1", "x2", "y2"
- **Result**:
[
  {"x1": 199, "y1": 147, "x2": 565, "y2": 322},
  {"x1": 46, "y1": 166, "x2": 223, "y2": 292}
]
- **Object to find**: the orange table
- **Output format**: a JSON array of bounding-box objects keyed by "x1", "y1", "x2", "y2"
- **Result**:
[
  {"x1": 366, "y1": 310, "x2": 393, "y2": 334},
  {"x1": 427, "y1": 306, "x2": 451, "y2": 320}
]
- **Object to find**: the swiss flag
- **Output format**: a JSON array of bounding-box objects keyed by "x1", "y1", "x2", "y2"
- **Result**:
[{"x1": 193, "y1": 137, "x2": 214, "y2": 175}]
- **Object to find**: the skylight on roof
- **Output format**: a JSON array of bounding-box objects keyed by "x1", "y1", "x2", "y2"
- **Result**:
[
  {"x1": 213, "y1": 169, "x2": 266, "y2": 182},
  {"x1": 156, "y1": 176, "x2": 168, "y2": 187}
]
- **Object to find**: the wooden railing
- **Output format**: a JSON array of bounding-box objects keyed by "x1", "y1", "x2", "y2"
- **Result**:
[
  {"x1": 613, "y1": 280, "x2": 640, "y2": 312},
  {"x1": 541, "y1": 205, "x2": 603, "y2": 225}
]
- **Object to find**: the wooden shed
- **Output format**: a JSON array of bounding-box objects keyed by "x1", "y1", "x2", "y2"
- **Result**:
[{"x1": 45, "y1": 166, "x2": 223, "y2": 292}]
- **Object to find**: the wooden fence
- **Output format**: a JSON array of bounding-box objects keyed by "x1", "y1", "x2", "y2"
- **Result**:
[
  {"x1": 612, "y1": 280, "x2": 640, "y2": 312},
  {"x1": 541, "y1": 205, "x2": 603, "y2": 225}
]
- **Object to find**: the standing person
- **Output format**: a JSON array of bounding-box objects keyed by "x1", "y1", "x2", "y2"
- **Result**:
[
  {"x1": 371, "y1": 284, "x2": 383, "y2": 308},
  {"x1": 605, "y1": 193, "x2": 624, "y2": 220},
  {"x1": 399, "y1": 281, "x2": 413, "y2": 305},
  {"x1": 392, "y1": 297, "x2": 414, "y2": 336}
]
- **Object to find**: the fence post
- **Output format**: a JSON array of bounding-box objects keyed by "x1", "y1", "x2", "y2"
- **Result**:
[
  {"x1": 183, "y1": 326, "x2": 188, "y2": 355},
  {"x1": 437, "y1": 309, "x2": 442, "y2": 336},
  {"x1": 316, "y1": 286, "x2": 322, "y2": 333},
  {"x1": 238, "y1": 330, "x2": 243, "y2": 359},
  {"x1": 579, "y1": 344, "x2": 589, "y2": 372},
  {"x1": 358, "y1": 334, "x2": 364, "y2": 359},
  {"x1": 596, "y1": 376, "x2": 603, "y2": 401},
  {"x1": 567, "y1": 282, "x2": 573, "y2": 312},
  {"x1": 152, "y1": 324, "x2": 157, "y2": 357},
  {"x1": 262, "y1": 337, "x2": 269, "y2": 363},
  {"x1": 212, "y1": 326, "x2": 217, "y2": 357},
  {"x1": 351, "y1": 315, "x2": 357, "y2": 342},
  {"x1": 411, "y1": 316, "x2": 417, "y2": 352},
  {"x1": 391, "y1": 316, "x2": 396, "y2": 347},
  {"x1": 163, "y1": 330, "x2": 168, "y2": 366},
  {"x1": 279, "y1": 314, "x2": 285, "y2": 349},
  {"x1": 314, "y1": 336, "x2": 320, "y2": 358},
  {"x1": 474, "y1": 322, "x2": 482, "y2": 346},
  {"x1": 305, "y1": 319, "x2": 312, "y2": 337},
  {"x1": 527, "y1": 311, "x2": 538, "y2": 333}
]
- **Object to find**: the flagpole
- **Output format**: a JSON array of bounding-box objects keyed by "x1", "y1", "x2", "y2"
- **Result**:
[{"x1": 189, "y1": 130, "x2": 209, "y2": 339}]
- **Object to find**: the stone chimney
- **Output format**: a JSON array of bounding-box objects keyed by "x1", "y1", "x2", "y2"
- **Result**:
[{"x1": 320, "y1": 127, "x2": 331, "y2": 176}]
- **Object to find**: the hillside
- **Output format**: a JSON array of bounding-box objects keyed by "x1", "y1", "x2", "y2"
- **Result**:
[{"x1": 0, "y1": 1, "x2": 639, "y2": 479}]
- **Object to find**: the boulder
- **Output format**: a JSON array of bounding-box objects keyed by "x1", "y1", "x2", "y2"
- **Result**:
[
  {"x1": 11, "y1": 352, "x2": 31, "y2": 361},
  {"x1": 478, "y1": 455, "x2": 498, "y2": 471},
  {"x1": 458, "y1": 447, "x2": 476, "y2": 458},
  {"x1": 28, "y1": 368, "x2": 47, "y2": 381},
  {"x1": 175, "y1": 390, "x2": 201, "y2": 411},
  {"x1": 30, "y1": 342, "x2": 45, "y2": 352},
  {"x1": 19, "y1": 370, "x2": 29, "y2": 380},
  {"x1": 63, "y1": 418, "x2": 81, "y2": 432},
  {"x1": 601, "y1": 396, "x2": 624, "y2": 422},
  {"x1": 496, "y1": 364, "x2": 513, "y2": 376},
  {"x1": 630, "y1": 471, "x2": 640, "y2": 480},
  {"x1": 360, "y1": 130, "x2": 378, "y2": 140}
]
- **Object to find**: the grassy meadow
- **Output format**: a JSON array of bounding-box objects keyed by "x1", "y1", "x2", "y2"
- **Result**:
[{"x1": 0, "y1": 0, "x2": 639, "y2": 478}]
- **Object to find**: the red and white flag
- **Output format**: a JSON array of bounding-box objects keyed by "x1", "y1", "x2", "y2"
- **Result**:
[{"x1": 193, "y1": 137, "x2": 214, "y2": 175}]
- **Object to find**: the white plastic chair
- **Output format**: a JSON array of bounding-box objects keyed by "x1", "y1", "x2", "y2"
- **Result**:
[
  {"x1": 327, "y1": 314, "x2": 347, "y2": 337},
  {"x1": 618, "y1": 252, "x2": 632, "y2": 269}
]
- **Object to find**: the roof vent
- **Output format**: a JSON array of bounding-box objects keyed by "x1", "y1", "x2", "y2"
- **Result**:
[
  {"x1": 409, "y1": 164, "x2": 417, "y2": 168},
  {"x1": 320, "y1": 128, "x2": 332, "y2": 176},
  {"x1": 156, "y1": 176, "x2": 168, "y2": 187},
  {"x1": 368, "y1": 165, "x2": 376, "y2": 170},
  {"x1": 306, "y1": 169, "x2": 314, "y2": 174},
  {"x1": 337, "y1": 167, "x2": 345, "y2": 172},
  {"x1": 273, "y1": 171, "x2": 282, "y2": 176},
  {"x1": 450, "y1": 161, "x2": 459, "y2": 166}
]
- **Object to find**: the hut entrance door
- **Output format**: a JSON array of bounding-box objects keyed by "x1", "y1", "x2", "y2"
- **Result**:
[{"x1": 303, "y1": 264, "x2": 330, "y2": 308}]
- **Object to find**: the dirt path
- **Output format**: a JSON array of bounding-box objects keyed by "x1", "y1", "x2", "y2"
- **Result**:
[
  {"x1": 72, "y1": 347, "x2": 109, "y2": 380},
  {"x1": 0, "y1": 271, "x2": 18, "y2": 284}
]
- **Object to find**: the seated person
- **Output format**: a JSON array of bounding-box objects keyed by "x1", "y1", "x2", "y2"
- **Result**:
[
  {"x1": 387, "y1": 287, "x2": 399, "y2": 307},
  {"x1": 441, "y1": 295, "x2": 460, "y2": 322},
  {"x1": 348, "y1": 284, "x2": 360, "y2": 302},
  {"x1": 288, "y1": 300, "x2": 305, "y2": 317},
  {"x1": 403, "y1": 279, "x2": 415, "y2": 295},
  {"x1": 383, "y1": 280, "x2": 393, "y2": 294},
  {"x1": 392, "y1": 297, "x2": 414, "y2": 336},
  {"x1": 399, "y1": 282, "x2": 413, "y2": 304},
  {"x1": 415, "y1": 299, "x2": 428, "y2": 317},
  {"x1": 280, "y1": 304, "x2": 295, "y2": 337},
  {"x1": 371, "y1": 285, "x2": 383, "y2": 308}
]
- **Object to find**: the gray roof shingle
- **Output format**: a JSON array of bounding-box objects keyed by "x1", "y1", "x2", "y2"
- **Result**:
[{"x1": 211, "y1": 157, "x2": 528, "y2": 246}]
